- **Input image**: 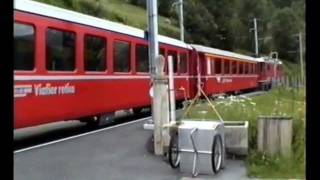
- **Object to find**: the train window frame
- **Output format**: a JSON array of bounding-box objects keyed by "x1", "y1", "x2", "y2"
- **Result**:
[
  {"x1": 210, "y1": 58, "x2": 215, "y2": 75},
  {"x1": 179, "y1": 52, "x2": 188, "y2": 74},
  {"x1": 14, "y1": 21, "x2": 36, "y2": 72},
  {"x1": 83, "y1": 34, "x2": 107, "y2": 73},
  {"x1": 206, "y1": 56, "x2": 211, "y2": 75},
  {"x1": 135, "y1": 43, "x2": 149, "y2": 74},
  {"x1": 113, "y1": 40, "x2": 132, "y2": 74},
  {"x1": 45, "y1": 27, "x2": 77, "y2": 73}
]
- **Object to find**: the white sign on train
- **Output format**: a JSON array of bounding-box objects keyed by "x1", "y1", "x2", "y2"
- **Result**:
[
  {"x1": 14, "y1": 83, "x2": 75, "y2": 98},
  {"x1": 221, "y1": 78, "x2": 233, "y2": 83},
  {"x1": 216, "y1": 76, "x2": 233, "y2": 83},
  {"x1": 14, "y1": 85, "x2": 33, "y2": 97}
]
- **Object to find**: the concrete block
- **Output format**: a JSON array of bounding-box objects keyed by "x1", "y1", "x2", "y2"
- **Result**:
[{"x1": 224, "y1": 121, "x2": 249, "y2": 156}]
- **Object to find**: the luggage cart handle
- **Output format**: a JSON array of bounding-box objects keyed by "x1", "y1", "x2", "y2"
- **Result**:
[{"x1": 190, "y1": 128, "x2": 199, "y2": 177}]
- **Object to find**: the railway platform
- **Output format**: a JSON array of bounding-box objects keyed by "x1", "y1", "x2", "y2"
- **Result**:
[{"x1": 14, "y1": 117, "x2": 248, "y2": 180}]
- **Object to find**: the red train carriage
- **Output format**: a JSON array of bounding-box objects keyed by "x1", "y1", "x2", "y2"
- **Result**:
[
  {"x1": 14, "y1": 0, "x2": 284, "y2": 130},
  {"x1": 14, "y1": 0, "x2": 193, "y2": 129},
  {"x1": 191, "y1": 45, "x2": 259, "y2": 95},
  {"x1": 257, "y1": 57, "x2": 284, "y2": 89}
]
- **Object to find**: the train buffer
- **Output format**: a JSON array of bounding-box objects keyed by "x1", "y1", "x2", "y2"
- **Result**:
[{"x1": 14, "y1": 117, "x2": 248, "y2": 180}]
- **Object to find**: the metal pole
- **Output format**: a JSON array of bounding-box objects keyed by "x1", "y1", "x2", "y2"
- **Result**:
[
  {"x1": 299, "y1": 32, "x2": 304, "y2": 84},
  {"x1": 168, "y1": 56, "x2": 176, "y2": 123},
  {"x1": 270, "y1": 52, "x2": 278, "y2": 85},
  {"x1": 147, "y1": 0, "x2": 159, "y2": 77},
  {"x1": 179, "y1": 0, "x2": 184, "y2": 41},
  {"x1": 148, "y1": 0, "x2": 162, "y2": 155},
  {"x1": 254, "y1": 18, "x2": 259, "y2": 57}
]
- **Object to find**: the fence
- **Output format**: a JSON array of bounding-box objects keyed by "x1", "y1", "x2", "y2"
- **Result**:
[{"x1": 275, "y1": 75, "x2": 305, "y2": 89}]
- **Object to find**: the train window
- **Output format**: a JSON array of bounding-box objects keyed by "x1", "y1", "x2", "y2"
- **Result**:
[
  {"x1": 231, "y1": 61, "x2": 237, "y2": 74},
  {"x1": 251, "y1": 64, "x2": 254, "y2": 74},
  {"x1": 180, "y1": 53, "x2": 188, "y2": 74},
  {"x1": 267, "y1": 64, "x2": 271, "y2": 71},
  {"x1": 242, "y1": 63, "x2": 245, "y2": 74},
  {"x1": 114, "y1": 41, "x2": 131, "y2": 72},
  {"x1": 160, "y1": 48, "x2": 165, "y2": 57},
  {"x1": 253, "y1": 64, "x2": 256, "y2": 74},
  {"x1": 215, "y1": 59, "x2": 222, "y2": 74},
  {"x1": 136, "y1": 44, "x2": 149, "y2": 72},
  {"x1": 264, "y1": 64, "x2": 268, "y2": 71},
  {"x1": 245, "y1": 63, "x2": 249, "y2": 74},
  {"x1": 239, "y1": 62, "x2": 244, "y2": 74},
  {"x1": 260, "y1": 63, "x2": 266, "y2": 73},
  {"x1": 14, "y1": 22, "x2": 35, "y2": 70},
  {"x1": 236, "y1": 62, "x2": 240, "y2": 74},
  {"x1": 46, "y1": 28, "x2": 75, "y2": 71},
  {"x1": 224, "y1": 60, "x2": 230, "y2": 74},
  {"x1": 168, "y1": 51, "x2": 178, "y2": 73},
  {"x1": 84, "y1": 35, "x2": 106, "y2": 71}
]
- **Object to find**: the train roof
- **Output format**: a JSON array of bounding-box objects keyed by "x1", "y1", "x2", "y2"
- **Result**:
[
  {"x1": 14, "y1": 0, "x2": 191, "y2": 50},
  {"x1": 191, "y1": 44, "x2": 259, "y2": 62}
]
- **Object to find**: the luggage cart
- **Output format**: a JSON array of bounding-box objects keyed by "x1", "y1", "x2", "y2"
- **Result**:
[
  {"x1": 168, "y1": 120, "x2": 226, "y2": 177},
  {"x1": 166, "y1": 86, "x2": 226, "y2": 177}
]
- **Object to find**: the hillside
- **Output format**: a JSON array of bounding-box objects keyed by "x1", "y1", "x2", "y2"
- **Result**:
[{"x1": 35, "y1": 0, "x2": 180, "y2": 38}]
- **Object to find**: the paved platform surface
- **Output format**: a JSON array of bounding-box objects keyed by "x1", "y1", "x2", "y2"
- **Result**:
[{"x1": 14, "y1": 119, "x2": 248, "y2": 180}]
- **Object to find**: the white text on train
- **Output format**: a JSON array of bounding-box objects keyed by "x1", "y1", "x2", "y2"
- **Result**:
[{"x1": 34, "y1": 83, "x2": 75, "y2": 96}]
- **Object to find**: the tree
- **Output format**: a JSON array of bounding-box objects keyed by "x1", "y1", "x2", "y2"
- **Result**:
[{"x1": 271, "y1": 8, "x2": 300, "y2": 62}]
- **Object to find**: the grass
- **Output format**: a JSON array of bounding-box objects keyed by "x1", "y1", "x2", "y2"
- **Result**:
[
  {"x1": 282, "y1": 60, "x2": 303, "y2": 77},
  {"x1": 35, "y1": 0, "x2": 180, "y2": 38},
  {"x1": 181, "y1": 87, "x2": 305, "y2": 179}
]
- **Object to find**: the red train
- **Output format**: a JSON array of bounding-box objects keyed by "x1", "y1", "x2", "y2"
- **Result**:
[{"x1": 14, "y1": 0, "x2": 284, "y2": 129}]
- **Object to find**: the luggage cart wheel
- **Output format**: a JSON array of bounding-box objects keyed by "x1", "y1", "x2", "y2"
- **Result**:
[
  {"x1": 212, "y1": 135, "x2": 223, "y2": 173},
  {"x1": 168, "y1": 132, "x2": 180, "y2": 168}
]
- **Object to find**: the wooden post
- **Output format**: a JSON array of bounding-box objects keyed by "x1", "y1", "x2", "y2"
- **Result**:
[
  {"x1": 258, "y1": 116, "x2": 292, "y2": 156},
  {"x1": 152, "y1": 56, "x2": 169, "y2": 155}
]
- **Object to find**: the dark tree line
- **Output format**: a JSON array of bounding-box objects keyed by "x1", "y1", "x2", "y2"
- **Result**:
[{"x1": 130, "y1": 0, "x2": 305, "y2": 63}]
